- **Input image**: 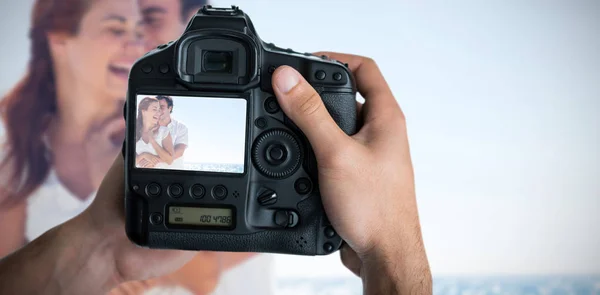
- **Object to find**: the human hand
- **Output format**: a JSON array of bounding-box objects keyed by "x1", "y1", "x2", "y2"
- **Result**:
[
  {"x1": 78, "y1": 155, "x2": 196, "y2": 286},
  {"x1": 271, "y1": 52, "x2": 431, "y2": 293},
  {"x1": 85, "y1": 102, "x2": 126, "y2": 189},
  {"x1": 136, "y1": 153, "x2": 161, "y2": 168},
  {"x1": 142, "y1": 125, "x2": 158, "y2": 143}
]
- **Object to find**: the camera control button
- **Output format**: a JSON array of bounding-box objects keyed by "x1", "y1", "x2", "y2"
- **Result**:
[
  {"x1": 265, "y1": 144, "x2": 287, "y2": 165},
  {"x1": 150, "y1": 213, "x2": 163, "y2": 225},
  {"x1": 324, "y1": 226, "x2": 336, "y2": 238},
  {"x1": 252, "y1": 130, "x2": 302, "y2": 179},
  {"x1": 141, "y1": 64, "x2": 153, "y2": 74},
  {"x1": 254, "y1": 117, "x2": 267, "y2": 129},
  {"x1": 323, "y1": 242, "x2": 334, "y2": 253},
  {"x1": 257, "y1": 189, "x2": 277, "y2": 206},
  {"x1": 212, "y1": 185, "x2": 228, "y2": 200},
  {"x1": 145, "y1": 183, "x2": 161, "y2": 197},
  {"x1": 159, "y1": 64, "x2": 169, "y2": 74},
  {"x1": 264, "y1": 97, "x2": 280, "y2": 114},
  {"x1": 315, "y1": 70, "x2": 326, "y2": 80},
  {"x1": 274, "y1": 210, "x2": 299, "y2": 228},
  {"x1": 333, "y1": 72, "x2": 342, "y2": 81},
  {"x1": 168, "y1": 184, "x2": 183, "y2": 198},
  {"x1": 190, "y1": 184, "x2": 205, "y2": 199},
  {"x1": 294, "y1": 178, "x2": 312, "y2": 195}
]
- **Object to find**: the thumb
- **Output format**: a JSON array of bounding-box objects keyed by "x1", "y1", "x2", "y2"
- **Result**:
[{"x1": 272, "y1": 66, "x2": 351, "y2": 157}]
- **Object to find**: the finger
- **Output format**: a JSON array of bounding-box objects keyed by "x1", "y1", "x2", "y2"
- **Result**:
[
  {"x1": 271, "y1": 66, "x2": 352, "y2": 158},
  {"x1": 313, "y1": 52, "x2": 401, "y2": 123},
  {"x1": 105, "y1": 118, "x2": 126, "y2": 146},
  {"x1": 89, "y1": 154, "x2": 125, "y2": 228},
  {"x1": 99, "y1": 155, "x2": 124, "y2": 197}
]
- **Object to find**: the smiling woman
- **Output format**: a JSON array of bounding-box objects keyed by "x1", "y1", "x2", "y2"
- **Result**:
[
  {"x1": 135, "y1": 96, "x2": 174, "y2": 168},
  {"x1": 0, "y1": 0, "x2": 142, "y2": 267},
  {"x1": 0, "y1": 1, "x2": 272, "y2": 295},
  {"x1": 0, "y1": 0, "x2": 143, "y2": 208}
]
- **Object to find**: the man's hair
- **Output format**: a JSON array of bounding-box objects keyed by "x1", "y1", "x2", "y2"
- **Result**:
[
  {"x1": 180, "y1": 0, "x2": 208, "y2": 21},
  {"x1": 156, "y1": 95, "x2": 174, "y2": 112}
]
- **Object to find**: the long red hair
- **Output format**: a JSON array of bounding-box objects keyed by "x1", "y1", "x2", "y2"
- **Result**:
[{"x1": 0, "y1": 0, "x2": 92, "y2": 207}]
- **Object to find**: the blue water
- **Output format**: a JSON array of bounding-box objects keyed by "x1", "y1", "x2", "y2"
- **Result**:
[{"x1": 275, "y1": 276, "x2": 600, "y2": 295}]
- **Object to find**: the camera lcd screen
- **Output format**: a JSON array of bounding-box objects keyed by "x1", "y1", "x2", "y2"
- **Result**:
[
  {"x1": 168, "y1": 206, "x2": 233, "y2": 227},
  {"x1": 134, "y1": 94, "x2": 246, "y2": 174}
]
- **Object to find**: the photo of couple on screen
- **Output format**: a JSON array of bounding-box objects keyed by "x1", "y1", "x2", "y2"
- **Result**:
[{"x1": 135, "y1": 94, "x2": 246, "y2": 174}]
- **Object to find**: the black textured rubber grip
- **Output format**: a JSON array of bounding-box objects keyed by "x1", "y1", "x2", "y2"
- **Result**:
[
  {"x1": 320, "y1": 92, "x2": 357, "y2": 136},
  {"x1": 145, "y1": 196, "x2": 332, "y2": 255}
]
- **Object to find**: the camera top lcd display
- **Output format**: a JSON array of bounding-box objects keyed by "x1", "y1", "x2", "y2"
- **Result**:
[{"x1": 134, "y1": 94, "x2": 247, "y2": 174}]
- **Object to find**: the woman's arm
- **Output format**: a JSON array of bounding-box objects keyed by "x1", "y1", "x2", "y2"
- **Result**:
[
  {"x1": 135, "y1": 154, "x2": 150, "y2": 167},
  {"x1": 0, "y1": 200, "x2": 27, "y2": 257},
  {"x1": 136, "y1": 153, "x2": 162, "y2": 168},
  {"x1": 150, "y1": 134, "x2": 174, "y2": 165}
]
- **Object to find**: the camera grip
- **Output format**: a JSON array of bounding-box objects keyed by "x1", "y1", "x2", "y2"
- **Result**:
[{"x1": 320, "y1": 92, "x2": 357, "y2": 136}]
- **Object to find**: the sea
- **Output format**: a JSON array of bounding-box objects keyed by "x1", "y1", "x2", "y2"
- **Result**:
[{"x1": 274, "y1": 276, "x2": 600, "y2": 295}]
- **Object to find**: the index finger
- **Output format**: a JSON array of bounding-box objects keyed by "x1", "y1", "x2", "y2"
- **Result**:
[{"x1": 313, "y1": 51, "x2": 400, "y2": 118}]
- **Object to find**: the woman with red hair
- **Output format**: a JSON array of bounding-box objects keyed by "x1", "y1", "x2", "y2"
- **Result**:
[{"x1": 0, "y1": 0, "x2": 268, "y2": 294}]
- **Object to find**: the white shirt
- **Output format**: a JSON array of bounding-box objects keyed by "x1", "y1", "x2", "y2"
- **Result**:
[
  {"x1": 163, "y1": 118, "x2": 188, "y2": 170},
  {"x1": 26, "y1": 169, "x2": 95, "y2": 241},
  {"x1": 136, "y1": 126, "x2": 170, "y2": 169}
]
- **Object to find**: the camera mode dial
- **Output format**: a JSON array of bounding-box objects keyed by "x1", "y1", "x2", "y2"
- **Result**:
[{"x1": 252, "y1": 129, "x2": 301, "y2": 179}]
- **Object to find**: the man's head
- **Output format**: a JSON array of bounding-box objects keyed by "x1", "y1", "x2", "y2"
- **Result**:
[
  {"x1": 156, "y1": 95, "x2": 174, "y2": 125},
  {"x1": 139, "y1": 0, "x2": 208, "y2": 50}
]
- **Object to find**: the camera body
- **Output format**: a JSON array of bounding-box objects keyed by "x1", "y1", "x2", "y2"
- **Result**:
[{"x1": 124, "y1": 6, "x2": 357, "y2": 255}]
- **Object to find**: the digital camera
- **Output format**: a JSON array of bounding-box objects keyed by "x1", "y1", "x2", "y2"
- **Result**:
[{"x1": 123, "y1": 5, "x2": 357, "y2": 255}]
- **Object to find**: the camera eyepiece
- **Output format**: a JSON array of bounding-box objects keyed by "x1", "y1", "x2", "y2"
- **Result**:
[{"x1": 202, "y1": 51, "x2": 233, "y2": 73}]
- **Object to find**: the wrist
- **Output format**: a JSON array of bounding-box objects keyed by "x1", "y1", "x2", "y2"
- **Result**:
[
  {"x1": 360, "y1": 229, "x2": 432, "y2": 294},
  {"x1": 52, "y1": 215, "x2": 121, "y2": 294}
]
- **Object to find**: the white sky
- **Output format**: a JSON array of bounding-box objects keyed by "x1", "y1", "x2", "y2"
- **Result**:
[{"x1": 0, "y1": 0, "x2": 598, "y2": 277}]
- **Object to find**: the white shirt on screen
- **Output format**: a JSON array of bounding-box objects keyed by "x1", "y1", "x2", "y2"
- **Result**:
[
  {"x1": 136, "y1": 126, "x2": 170, "y2": 169},
  {"x1": 163, "y1": 118, "x2": 188, "y2": 170}
]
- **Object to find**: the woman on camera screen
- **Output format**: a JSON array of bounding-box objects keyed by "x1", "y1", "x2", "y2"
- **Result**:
[{"x1": 135, "y1": 96, "x2": 174, "y2": 169}]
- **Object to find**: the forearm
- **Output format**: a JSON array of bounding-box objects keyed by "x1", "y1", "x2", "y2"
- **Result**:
[
  {"x1": 150, "y1": 140, "x2": 173, "y2": 164},
  {"x1": 0, "y1": 216, "x2": 119, "y2": 295},
  {"x1": 173, "y1": 144, "x2": 186, "y2": 160},
  {"x1": 218, "y1": 252, "x2": 256, "y2": 270},
  {"x1": 361, "y1": 233, "x2": 432, "y2": 294}
]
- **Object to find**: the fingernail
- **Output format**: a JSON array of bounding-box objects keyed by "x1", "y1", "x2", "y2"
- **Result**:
[{"x1": 275, "y1": 66, "x2": 301, "y2": 93}]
